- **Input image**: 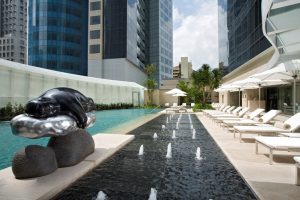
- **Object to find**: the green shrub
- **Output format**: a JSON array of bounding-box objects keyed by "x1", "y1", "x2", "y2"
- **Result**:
[
  {"x1": 0, "y1": 103, "x2": 25, "y2": 120},
  {"x1": 94, "y1": 103, "x2": 134, "y2": 111},
  {"x1": 192, "y1": 103, "x2": 213, "y2": 112}
]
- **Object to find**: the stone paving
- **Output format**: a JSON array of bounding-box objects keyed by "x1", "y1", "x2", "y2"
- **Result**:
[{"x1": 196, "y1": 112, "x2": 300, "y2": 200}]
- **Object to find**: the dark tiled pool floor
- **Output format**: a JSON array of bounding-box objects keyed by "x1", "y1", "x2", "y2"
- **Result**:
[{"x1": 54, "y1": 114, "x2": 257, "y2": 200}]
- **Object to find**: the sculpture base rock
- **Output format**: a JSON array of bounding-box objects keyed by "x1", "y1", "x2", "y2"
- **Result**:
[
  {"x1": 48, "y1": 129, "x2": 95, "y2": 167},
  {"x1": 12, "y1": 145, "x2": 58, "y2": 179}
]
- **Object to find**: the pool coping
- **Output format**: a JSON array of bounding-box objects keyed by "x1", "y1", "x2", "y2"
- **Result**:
[
  {"x1": 0, "y1": 112, "x2": 162, "y2": 200},
  {"x1": 196, "y1": 112, "x2": 300, "y2": 200}
]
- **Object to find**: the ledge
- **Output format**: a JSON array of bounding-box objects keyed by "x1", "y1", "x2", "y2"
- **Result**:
[{"x1": 0, "y1": 134, "x2": 134, "y2": 200}]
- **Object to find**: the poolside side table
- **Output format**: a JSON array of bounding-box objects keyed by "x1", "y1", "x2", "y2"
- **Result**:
[{"x1": 293, "y1": 156, "x2": 300, "y2": 185}]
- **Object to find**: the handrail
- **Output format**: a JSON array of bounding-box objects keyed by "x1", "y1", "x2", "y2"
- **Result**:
[{"x1": 149, "y1": 106, "x2": 161, "y2": 113}]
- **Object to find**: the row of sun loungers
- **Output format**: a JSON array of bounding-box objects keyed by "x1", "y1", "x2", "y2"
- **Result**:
[{"x1": 203, "y1": 104, "x2": 300, "y2": 165}]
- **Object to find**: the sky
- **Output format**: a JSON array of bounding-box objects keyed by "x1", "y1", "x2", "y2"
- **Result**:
[{"x1": 173, "y1": 0, "x2": 218, "y2": 70}]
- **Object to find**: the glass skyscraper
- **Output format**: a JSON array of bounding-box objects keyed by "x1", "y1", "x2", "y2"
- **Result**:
[
  {"x1": 0, "y1": 0, "x2": 27, "y2": 64},
  {"x1": 218, "y1": 0, "x2": 271, "y2": 73},
  {"x1": 28, "y1": 0, "x2": 88, "y2": 76},
  {"x1": 149, "y1": 0, "x2": 173, "y2": 86},
  {"x1": 102, "y1": 0, "x2": 173, "y2": 87}
]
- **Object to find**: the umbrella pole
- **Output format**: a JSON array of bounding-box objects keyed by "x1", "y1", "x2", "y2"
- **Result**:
[
  {"x1": 293, "y1": 76, "x2": 297, "y2": 114},
  {"x1": 238, "y1": 88, "x2": 241, "y2": 107},
  {"x1": 258, "y1": 84, "x2": 261, "y2": 108}
]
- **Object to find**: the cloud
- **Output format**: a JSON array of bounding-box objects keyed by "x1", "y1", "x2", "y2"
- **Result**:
[{"x1": 173, "y1": 0, "x2": 218, "y2": 70}]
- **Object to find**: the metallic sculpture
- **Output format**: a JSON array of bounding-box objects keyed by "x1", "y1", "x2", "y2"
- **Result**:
[{"x1": 10, "y1": 88, "x2": 96, "y2": 179}]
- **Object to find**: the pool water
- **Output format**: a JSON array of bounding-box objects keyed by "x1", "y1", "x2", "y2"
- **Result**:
[
  {"x1": 0, "y1": 108, "x2": 160, "y2": 170},
  {"x1": 54, "y1": 114, "x2": 257, "y2": 200}
]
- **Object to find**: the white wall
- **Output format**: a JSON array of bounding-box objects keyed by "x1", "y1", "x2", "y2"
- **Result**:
[
  {"x1": 103, "y1": 58, "x2": 147, "y2": 86},
  {"x1": 0, "y1": 59, "x2": 145, "y2": 107},
  {"x1": 88, "y1": 59, "x2": 103, "y2": 78}
]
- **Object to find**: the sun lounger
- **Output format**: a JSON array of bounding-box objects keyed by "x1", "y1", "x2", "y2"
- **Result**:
[
  {"x1": 203, "y1": 105, "x2": 230, "y2": 116},
  {"x1": 233, "y1": 112, "x2": 300, "y2": 142},
  {"x1": 294, "y1": 156, "x2": 300, "y2": 185},
  {"x1": 280, "y1": 133, "x2": 300, "y2": 138},
  {"x1": 206, "y1": 106, "x2": 236, "y2": 117},
  {"x1": 213, "y1": 107, "x2": 258, "y2": 124},
  {"x1": 212, "y1": 107, "x2": 250, "y2": 123},
  {"x1": 255, "y1": 136, "x2": 300, "y2": 164},
  {"x1": 223, "y1": 110, "x2": 280, "y2": 131},
  {"x1": 208, "y1": 106, "x2": 240, "y2": 118}
]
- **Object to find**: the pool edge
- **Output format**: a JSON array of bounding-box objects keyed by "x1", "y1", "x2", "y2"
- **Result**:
[{"x1": 0, "y1": 113, "x2": 163, "y2": 200}]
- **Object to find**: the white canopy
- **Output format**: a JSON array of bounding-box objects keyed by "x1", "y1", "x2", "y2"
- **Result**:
[
  {"x1": 251, "y1": 59, "x2": 300, "y2": 113},
  {"x1": 172, "y1": 93, "x2": 187, "y2": 97},
  {"x1": 165, "y1": 88, "x2": 187, "y2": 95},
  {"x1": 250, "y1": 60, "x2": 300, "y2": 81}
]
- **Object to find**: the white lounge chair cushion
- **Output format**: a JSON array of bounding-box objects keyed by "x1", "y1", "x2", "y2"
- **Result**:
[
  {"x1": 280, "y1": 133, "x2": 300, "y2": 138},
  {"x1": 283, "y1": 113, "x2": 300, "y2": 132},
  {"x1": 260, "y1": 110, "x2": 282, "y2": 123},
  {"x1": 232, "y1": 107, "x2": 242, "y2": 115},
  {"x1": 223, "y1": 119, "x2": 260, "y2": 125},
  {"x1": 238, "y1": 107, "x2": 250, "y2": 117},
  {"x1": 234, "y1": 125, "x2": 290, "y2": 133},
  {"x1": 294, "y1": 156, "x2": 300, "y2": 163},
  {"x1": 248, "y1": 108, "x2": 265, "y2": 119},
  {"x1": 255, "y1": 136, "x2": 300, "y2": 149}
]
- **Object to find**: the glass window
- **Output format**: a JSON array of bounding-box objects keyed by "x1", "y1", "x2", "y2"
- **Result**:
[
  {"x1": 90, "y1": 44, "x2": 100, "y2": 53},
  {"x1": 90, "y1": 16, "x2": 101, "y2": 25},
  {"x1": 90, "y1": 30, "x2": 100, "y2": 39},
  {"x1": 90, "y1": 1, "x2": 101, "y2": 11}
]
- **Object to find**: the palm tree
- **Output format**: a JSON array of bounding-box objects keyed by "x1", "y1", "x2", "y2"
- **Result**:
[
  {"x1": 144, "y1": 64, "x2": 157, "y2": 105},
  {"x1": 191, "y1": 64, "x2": 211, "y2": 103},
  {"x1": 191, "y1": 64, "x2": 221, "y2": 103}
]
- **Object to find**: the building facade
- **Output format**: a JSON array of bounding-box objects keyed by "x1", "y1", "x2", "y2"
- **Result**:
[
  {"x1": 173, "y1": 57, "x2": 192, "y2": 79},
  {"x1": 88, "y1": 0, "x2": 104, "y2": 78},
  {"x1": 88, "y1": 0, "x2": 173, "y2": 86},
  {"x1": 28, "y1": 0, "x2": 88, "y2": 76},
  {"x1": 0, "y1": 0, "x2": 27, "y2": 64},
  {"x1": 217, "y1": 0, "x2": 300, "y2": 114},
  {"x1": 219, "y1": 0, "x2": 271, "y2": 73}
]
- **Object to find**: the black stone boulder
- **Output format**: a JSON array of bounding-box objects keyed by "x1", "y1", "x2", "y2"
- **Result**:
[
  {"x1": 48, "y1": 129, "x2": 95, "y2": 167},
  {"x1": 12, "y1": 145, "x2": 58, "y2": 179}
]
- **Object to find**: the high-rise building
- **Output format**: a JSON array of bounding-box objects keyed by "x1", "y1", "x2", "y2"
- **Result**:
[
  {"x1": 0, "y1": 0, "x2": 27, "y2": 64},
  {"x1": 173, "y1": 57, "x2": 192, "y2": 79},
  {"x1": 88, "y1": 0, "x2": 173, "y2": 86},
  {"x1": 28, "y1": 0, "x2": 88, "y2": 76},
  {"x1": 218, "y1": 0, "x2": 271, "y2": 73}
]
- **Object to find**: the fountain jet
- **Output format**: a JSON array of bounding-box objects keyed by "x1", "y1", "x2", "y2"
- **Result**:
[
  {"x1": 166, "y1": 143, "x2": 172, "y2": 158},
  {"x1": 148, "y1": 188, "x2": 157, "y2": 200},
  {"x1": 195, "y1": 147, "x2": 202, "y2": 160},
  {"x1": 153, "y1": 133, "x2": 158, "y2": 139},
  {"x1": 138, "y1": 145, "x2": 144, "y2": 156},
  {"x1": 192, "y1": 131, "x2": 196, "y2": 140},
  {"x1": 96, "y1": 191, "x2": 107, "y2": 200},
  {"x1": 172, "y1": 130, "x2": 176, "y2": 139}
]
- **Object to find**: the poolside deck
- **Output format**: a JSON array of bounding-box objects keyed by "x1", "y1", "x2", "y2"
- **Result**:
[
  {"x1": 0, "y1": 112, "x2": 162, "y2": 200},
  {"x1": 196, "y1": 112, "x2": 300, "y2": 200}
]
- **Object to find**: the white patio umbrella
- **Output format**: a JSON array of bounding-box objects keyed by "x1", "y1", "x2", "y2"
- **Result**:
[
  {"x1": 233, "y1": 78, "x2": 287, "y2": 108},
  {"x1": 250, "y1": 60, "x2": 300, "y2": 113},
  {"x1": 165, "y1": 88, "x2": 187, "y2": 95},
  {"x1": 215, "y1": 84, "x2": 243, "y2": 106},
  {"x1": 172, "y1": 93, "x2": 187, "y2": 97}
]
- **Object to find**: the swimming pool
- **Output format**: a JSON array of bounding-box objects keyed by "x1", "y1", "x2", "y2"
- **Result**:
[
  {"x1": 0, "y1": 108, "x2": 161, "y2": 170},
  {"x1": 55, "y1": 114, "x2": 257, "y2": 199}
]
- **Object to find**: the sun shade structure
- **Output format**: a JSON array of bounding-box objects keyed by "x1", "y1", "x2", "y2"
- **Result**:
[
  {"x1": 172, "y1": 93, "x2": 187, "y2": 97},
  {"x1": 232, "y1": 77, "x2": 288, "y2": 108},
  {"x1": 251, "y1": 59, "x2": 300, "y2": 113},
  {"x1": 165, "y1": 88, "x2": 187, "y2": 95},
  {"x1": 0, "y1": 59, "x2": 145, "y2": 107}
]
